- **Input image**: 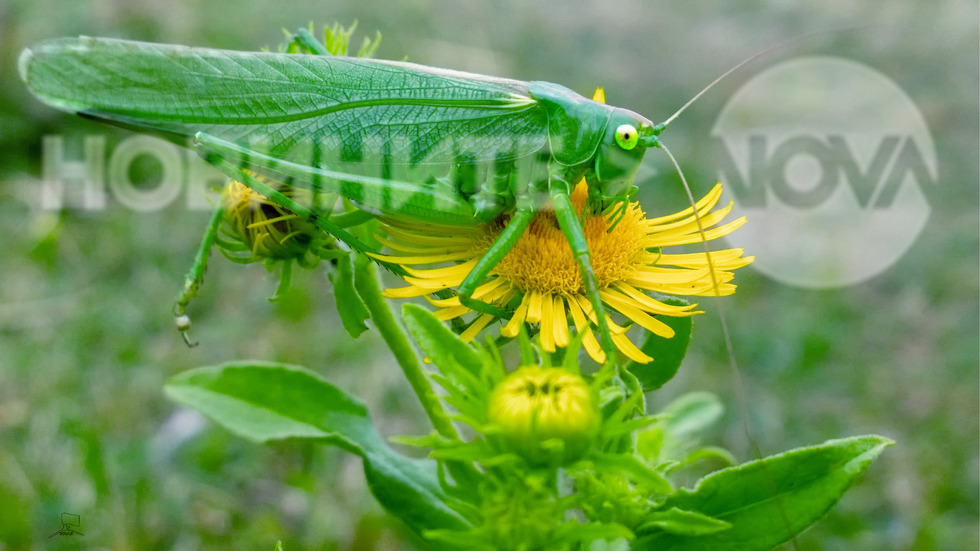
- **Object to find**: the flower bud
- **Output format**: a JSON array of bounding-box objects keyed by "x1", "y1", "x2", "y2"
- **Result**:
[
  {"x1": 220, "y1": 180, "x2": 317, "y2": 260},
  {"x1": 487, "y1": 366, "x2": 599, "y2": 464}
]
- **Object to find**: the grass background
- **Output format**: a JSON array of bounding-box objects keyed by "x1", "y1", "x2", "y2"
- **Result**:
[{"x1": 0, "y1": 0, "x2": 976, "y2": 549}]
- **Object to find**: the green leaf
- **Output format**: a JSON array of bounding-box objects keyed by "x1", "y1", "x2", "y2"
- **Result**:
[
  {"x1": 638, "y1": 393, "x2": 733, "y2": 471},
  {"x1": 661, "y1": 392, "x2": 724, "y2": 440},
  {"x1": 634, "y1": 435, "x2": 893, "y2": 550},
  {"x1": 328, "y1": 252, "x2": 370, "y2": 338},
  {"x1": 678, "y1": 447, "x2": 737, "y2": 469},
  {"x1": 590, "y1": 453, "x2": 673, "y2": 496},
  {"x1": 402, "y1": 303, "x2": 485, "y2": 379},
  {"x1": 165, "y1": 362, "x2": 468, "y2": 539},
  {"x1": 625, "y1": 297, "x2": 693, "y2": 391},
  {"x1": 401, "y1": 304, "x2": 500, "y2": 428},
  {"x1": 552, "y1": 521, "x2": 634, "y2": 547},
  {"x1": 659, "y1": 392, "x2": 725, "y2": 464},
  {"x1": 636, "y1": 507, "x2": 731, "y2": 536}
]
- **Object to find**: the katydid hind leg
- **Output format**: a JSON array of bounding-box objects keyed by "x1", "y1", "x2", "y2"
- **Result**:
[
  {"x1": 193, "y1": 132, "x2": 475, "y2": 228},
  {"x1": 456, "y1": 202, "x2": 537, "y2": 319}
]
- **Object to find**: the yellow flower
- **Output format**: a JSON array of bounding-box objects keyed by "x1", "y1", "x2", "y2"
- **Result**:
[
  {"x1": 219, "y1": 179, "x2": 321, "y2": 265},
  {"x1": 378, "y1": 182, "x2": 753, "y2": 364},
  {"x1": 487, "y1": 366, "x2": 599, "y2": 464}
]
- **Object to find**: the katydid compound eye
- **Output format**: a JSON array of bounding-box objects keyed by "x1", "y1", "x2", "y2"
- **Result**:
[{"x1": 615, "y1": 124, "x2": 638, "y2": 150}]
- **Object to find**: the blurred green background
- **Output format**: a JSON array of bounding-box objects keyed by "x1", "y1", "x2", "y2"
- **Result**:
[{"x1": 0, "y1": 1, "x2": 976, "y2": 549}]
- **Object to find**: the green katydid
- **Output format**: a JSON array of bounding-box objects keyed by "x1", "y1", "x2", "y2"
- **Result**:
[{"x1": 19, "y1": 31, "x2": 749, "y2": 362}]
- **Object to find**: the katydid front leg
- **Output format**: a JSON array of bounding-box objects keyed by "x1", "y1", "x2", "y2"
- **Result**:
[
  {"x1": 549, "y1": 172, "x2": 616, "y2": 364},
  {"x1": 455, "y1": 196, "x2": 537, "y2": 318},
  {"x1": 174, "y1": 204, "x2": 225, "y2": 347}
]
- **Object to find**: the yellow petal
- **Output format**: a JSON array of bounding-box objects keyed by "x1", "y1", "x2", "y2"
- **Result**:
[
  {"x1": 382, "y1": 285, "x2": 438, "y2": 299},
  {"x1": 428, "y1": 277, "x2": 510, "y2": 308},
  {"x1": 382, "y1": 225, "x2": 479, "y2": 246},
  {"x1": 645, "y1": 217, "x2": 746, "y2": 248},
  {"x1": 473, "y1": 277, "x2": 515, "y2": 304},
  {"x1": 688, "y1": 282, "x2": 737, "y2": 296},
  {"x1": 539, "y1": 294, "x2": 555, "y2": 353},
  {"x1": 629, "y1": 267, "x2": 712, "y2": 285},
  {"x1": 612, "y1": 332, "x2": 653, "y2": 364},
  {"x1": 582, "y1": 329, "x2": 605, "y2": 364},
  {"x1": 525, "y1": 291, "x2": 544, "y2": 324},
  {"x1": 600, "y1": 289, "x2": 675, "y2": 338},
  {"x1": 474, "y1": 277, "x2": 509, "y2": 301},
  {"x1": 460, "y1": 313, "x2": 495, "y2": 342},
  {"x1": 610, "y1": 284, "x2": 699, "y2": 316},
  {"x1": 644, "y1": 197, "x2": 730, "y2": 234},
  {"x1": 553, "y1": 295, "x2": 569, "y2": 348},
  {"x1": 565, "y1": 293, "x2": 606, "y2": 363},
  {"x1": 425, "y1": 294, "x2": 462, "y2": 308},
  {"x1": 379, "y1": 216, "x2": 486, "y2": 236},
  {"x1": 566, "y1": 293, "x2": 588, "y2": 331},
  {"x1": 501, "y1": 294, "x2": 531, "y2": 338},
  {"x1": 247, "y1": 213, "x2": 295, "y2": 228},
  {"x1": 372, "y1": 250, "x2": 476, "y2": 264},
  {"x1": 372, "y1": 234, "x2": 459, "y2": 254},
  {"x1": 572, "y1": 294, "x2": 598, "y2": 325},
  {"x1": 656, "y1": 249, "x2": 745, "y2": 267},
  {"x1": 605, "y1": 315, "x2": 630, "y2": 336},
  {"x1": 645, "y1": 184, "x2": 723, "y2": 226},
  {"x1": 570, "y1": 294, "x2": 626, "y2": 335},
  {"x1": 402, "y1": 276, "x2": 455, "y2": 290},
  {"x1": 403, "y1": 258, "x2": 478, "y2": 280},
  {"x1": 649, "y1": 208, "x2": 732, "y2": 239},
  {"x1": 434, "y1": 305, "x2": 470, "y2": 321}
]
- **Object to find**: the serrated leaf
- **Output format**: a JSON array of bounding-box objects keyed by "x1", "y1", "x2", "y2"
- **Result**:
[
  {"x1": 165, "y1": 362, "x2": 468, "y2": 541},
  {"x1": 634, "y1": 435, "x2": 893, "y2": 550},
  {"x1": 328, "y1": 252, "x2": 370, "y2": 338},
  {"x1": 626, "y1": 297, "x2": 693, "y2": 391}
]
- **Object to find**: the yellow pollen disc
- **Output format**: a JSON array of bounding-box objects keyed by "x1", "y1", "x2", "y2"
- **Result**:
[{"x1": 485, "y1": 182, "x2": 644, "y2": 296}]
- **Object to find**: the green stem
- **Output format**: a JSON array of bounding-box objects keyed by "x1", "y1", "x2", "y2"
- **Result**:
[{"x1": 352, "y1": 256, "x2": 459, "y2": 440}]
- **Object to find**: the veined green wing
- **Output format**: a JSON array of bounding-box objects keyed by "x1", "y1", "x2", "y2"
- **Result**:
[{"x1": 20, "y1": 37, "x2": 548, "y2": 167}]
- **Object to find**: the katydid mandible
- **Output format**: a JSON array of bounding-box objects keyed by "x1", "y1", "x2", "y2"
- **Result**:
[{"x1": 20, "y1": 35, "x2": 716, "y2": 362}]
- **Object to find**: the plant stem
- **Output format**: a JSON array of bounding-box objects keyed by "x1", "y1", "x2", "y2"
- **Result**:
[{"x1": 353, "y1": 256, "x2": 459, "y2": 440}]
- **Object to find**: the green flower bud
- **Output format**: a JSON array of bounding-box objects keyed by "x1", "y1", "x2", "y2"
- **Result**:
[{"x1": 487, "y1": 366, "x2": 599, "y2": 464}]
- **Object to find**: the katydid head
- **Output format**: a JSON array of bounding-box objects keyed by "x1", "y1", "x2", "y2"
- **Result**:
[{"x1": 592, "y1": 108, "x2": 660, "y2": 206}]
